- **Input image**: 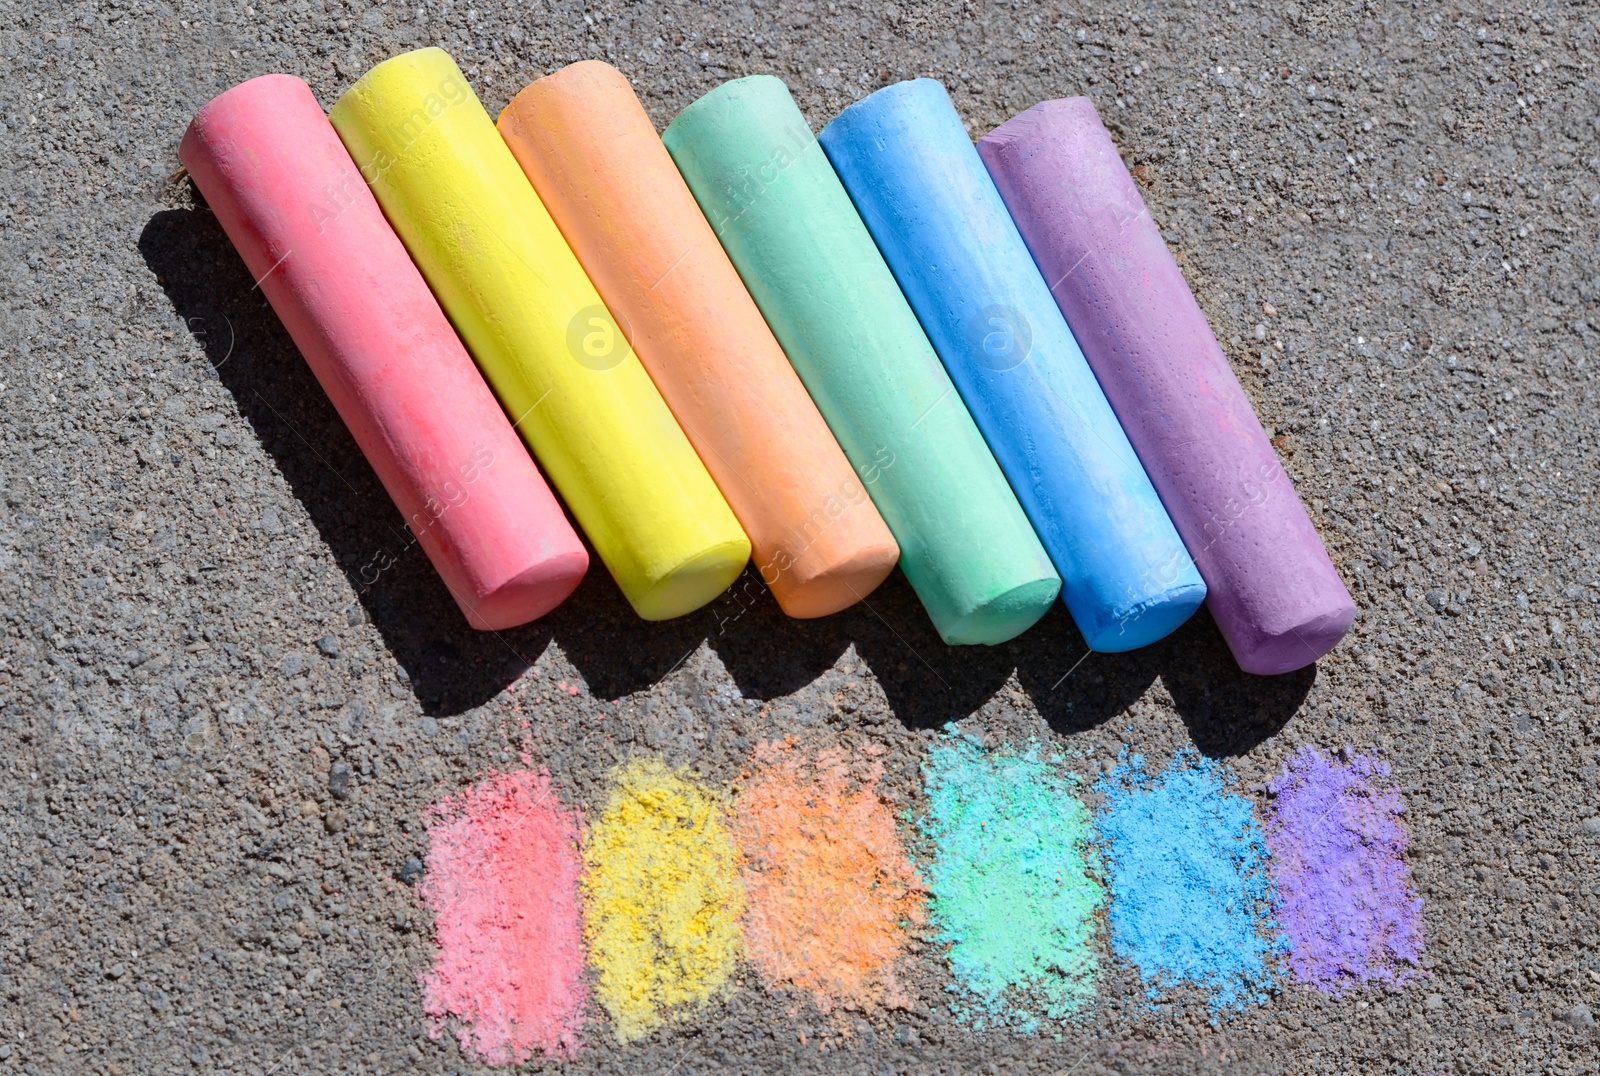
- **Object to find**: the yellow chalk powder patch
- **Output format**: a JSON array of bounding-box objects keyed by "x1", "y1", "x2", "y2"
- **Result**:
[{"x1": 582, "y1": 756, "x2": 746, "y2": 1042}]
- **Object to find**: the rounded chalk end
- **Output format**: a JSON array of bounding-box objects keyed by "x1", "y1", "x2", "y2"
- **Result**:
[
  {"x1": 500, "y1": 58, "x2": 626, "y2": 130},
  {"x1": 181, "y1": 75, "x2": 318, "y2": 171},
  {"x1": 1080, "y1": 580, "x2": 1209, "y2": 654},
  {"x1": 937, "y1": 575, "x2": 1062, "y2": 647},
  {"x1": 1231, "y1": 599, "x2": 1359, "y2": 676},
  {"x1": 767, "y1": 541, "x2": 902, "y2": 620},
  {"x1": 629, "y1": 539, "x2": 754, "y2": 622},
  {"x1": 662, "y1": 74, "x2": 798, "y2": 152},
  {"x1": 332, "y1": 46, "x2": 457, "y2": 110},
  {"x1": 461, "y1": 549, "x2": 591, "y2": 631}
]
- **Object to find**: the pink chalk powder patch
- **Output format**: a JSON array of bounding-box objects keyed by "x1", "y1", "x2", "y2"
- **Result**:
[{"x1": 419, "y1": 769, "x2": 587, "y2": 1063}]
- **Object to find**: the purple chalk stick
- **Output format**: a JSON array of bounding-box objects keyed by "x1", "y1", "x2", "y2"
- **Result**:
[{"x1": 978, "y1": 98, "x2": 1354, "y2": 675}]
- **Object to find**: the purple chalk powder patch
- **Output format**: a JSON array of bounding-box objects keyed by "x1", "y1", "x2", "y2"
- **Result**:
[{"x1": 1265, "y1": 747, "x2": 1424, "y2": 995}]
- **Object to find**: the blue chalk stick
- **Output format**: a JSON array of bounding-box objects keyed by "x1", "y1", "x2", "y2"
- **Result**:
[{"x1": 819, "y1": 80, "x2": 1206, "y2": 651}]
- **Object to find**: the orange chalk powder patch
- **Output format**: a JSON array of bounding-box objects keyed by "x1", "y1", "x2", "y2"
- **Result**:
[{"x1": 734, "y1": 738, "x2": 925, "y2": 1012}]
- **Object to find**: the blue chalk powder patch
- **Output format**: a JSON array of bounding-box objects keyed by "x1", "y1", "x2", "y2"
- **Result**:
[{"x1": 1094, "y1": 748, "x2": 1284, "y2": 1014}]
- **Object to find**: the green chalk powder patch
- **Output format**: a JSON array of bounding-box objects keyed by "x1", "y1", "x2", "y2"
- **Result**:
[{"x1": 919, "y1": 729, "x2": 1103, "y2": 1030}]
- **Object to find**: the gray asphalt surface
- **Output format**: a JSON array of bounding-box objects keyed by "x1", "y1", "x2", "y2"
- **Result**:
[{"x1": 4, "y1": 0, "x2": 1600, "y2": 1072}]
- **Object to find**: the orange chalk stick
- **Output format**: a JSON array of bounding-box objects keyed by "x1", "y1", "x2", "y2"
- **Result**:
[{"x1": 498, "y1": 62, "x2": 900, "y2": 618}]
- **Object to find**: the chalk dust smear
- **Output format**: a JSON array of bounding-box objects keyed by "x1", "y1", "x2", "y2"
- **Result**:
[
  {"x1": 734, "y1": 737, "x2": 925, "y2": 1012},
  {"x1": 419, "y1": 769, "x2": 587, "y2": 1064},
  {"x1": 1096, "y1": 749, "x2": 1282, "y2": 1013},
  {"x1": 582, "y1": 755, "x2": 746, "y2": 1042},
  {"x1": 919, "y1": 732, "x2": 1102, "y2": 1030},
  {"x1": 1265, "y1": 746, "x2": 1424, "y2": 995}
]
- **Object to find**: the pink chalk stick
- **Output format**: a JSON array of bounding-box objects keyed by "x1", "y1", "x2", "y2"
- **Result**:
[
  {"x1": 978, "y1": 98, "x2": 1354, "y2": 674},
  {"x1": 180, "y1": 75, "x2": 588, "y2": 629}
]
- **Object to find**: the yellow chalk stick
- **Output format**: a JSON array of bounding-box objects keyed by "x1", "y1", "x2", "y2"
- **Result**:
[{"x1": 330, "y1": 49, "x2": 749, "y2": 620}]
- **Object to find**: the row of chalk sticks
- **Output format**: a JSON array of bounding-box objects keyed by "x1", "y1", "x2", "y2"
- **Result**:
[{"x1": 181, "y1": 48, "x2": 1355, "y2": 676}]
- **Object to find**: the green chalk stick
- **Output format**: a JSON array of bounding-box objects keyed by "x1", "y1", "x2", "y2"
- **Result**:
[{"x1": 664, "y1": 77, "x2": 1060, "y2": 645}]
